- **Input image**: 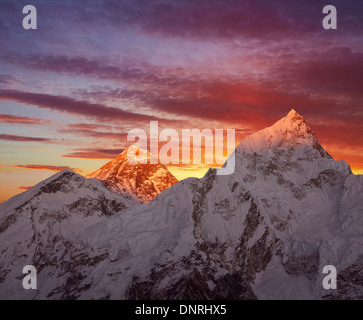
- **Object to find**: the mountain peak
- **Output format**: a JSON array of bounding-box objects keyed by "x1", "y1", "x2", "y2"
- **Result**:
[
  {"x1": 286, "y1": 108, "x2": 301, "y2": 120},
  {"x1": 275, "y1": 108, "x2": 306, "y2": 130},
  {"x1": 86, "y1": 145, "x2": 178, "y2": 203},
  {"x1": 238, "y1": 110, "x2": 332, "y2": 159},
  {"x1": 115, "y1": 145, "x2": 152, "y2": 164},
  {"x1": 120, "y1": 145, "x2": 149, "y2": 155}
]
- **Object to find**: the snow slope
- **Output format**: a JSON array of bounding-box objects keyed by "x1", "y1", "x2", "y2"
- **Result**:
[{"x1": 0, "y1": 170, "x2": 136, "y2": 299}]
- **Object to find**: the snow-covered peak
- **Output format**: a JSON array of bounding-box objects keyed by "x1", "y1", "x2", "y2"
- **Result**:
[
  {"x1": 0, "y1": 169, "x2": 135, "y2": 216},
  {"x1": 86, "y1": 145, "x2": 178, "y2": 203},
  {"x1": 0, "y1": 169, "x2": 79, "y2": 213},
  {"x1": 237, "y1": 109, "x2": 331, "y2": 159},
  {"x1": 273, "y1": 108, "x2": 307, "y2": 132},
  {"x1": 111, "y1": 145, "x2": 151, "y2": 164},
  {"x1": 285, "y1": 108, "x2": 300, "y2": 120}
]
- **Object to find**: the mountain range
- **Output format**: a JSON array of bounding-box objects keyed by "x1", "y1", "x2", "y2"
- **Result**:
[{"x1": 0, "y1": 109, "x2": 362, "y2": 299}]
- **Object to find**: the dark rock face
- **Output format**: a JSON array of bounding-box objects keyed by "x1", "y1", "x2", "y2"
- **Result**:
[
  {"x1": 323, "y1": 261, "x2": 363, "y2": 300},
  {"x1": 283, "y1": 254, "x2": 319, "y2": 280},
  {"x1": 39, "y1": 171, "x2": 82, "y2": 194},
  {"x1": 124, "y1": 186, "x2": 276, "y2": 300}
]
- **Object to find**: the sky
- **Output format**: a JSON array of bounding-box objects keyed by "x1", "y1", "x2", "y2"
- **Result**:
[{"x1": 0, "y1": 0, "x2": 362, "y2": 203}]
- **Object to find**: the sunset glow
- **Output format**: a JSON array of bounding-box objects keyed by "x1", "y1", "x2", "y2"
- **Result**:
[{"x1": 0, "y1": 0, "x2": 362, "y2": 203}]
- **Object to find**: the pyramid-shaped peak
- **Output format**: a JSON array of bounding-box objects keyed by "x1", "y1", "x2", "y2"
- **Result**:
[
  {"x1": 238, "y1": 109, "x2": 331, "y2": 159},
  {"x1": 285, "y1": 109, "x2": 304, "y2": 122},
  {"x1": 86, "y1": 144, "x2": 178, "y2": 203},
  {"x1": 118, "y1": 145, "x2": 150, "y2": 157},
  {"x1": 286, "y1": 108, "x2": 299, "y2": 117},
  {"x1": 272, "y1": 109, "x2": 308, "y2": 132},
  {"x1": 122, "y1": 144, "x2": 148, "y2": 153},
  {"x1": 116, "y1": 145, "x2": 153, "y2": 164}
]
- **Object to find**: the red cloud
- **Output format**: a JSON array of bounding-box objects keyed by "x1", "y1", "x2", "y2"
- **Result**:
[
  {"x1": 18, "y1": 186, "x2": 33, "y2": 190},
  {"x1": 0, "y1": 114, "x2": 50, "y2": 125}
]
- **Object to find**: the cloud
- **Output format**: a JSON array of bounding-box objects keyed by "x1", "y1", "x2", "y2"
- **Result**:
[
  {"x1": 0, "y1": 134, "x2": 52, "y2": 142},
  {"x1": 135, "y1": 1, "x2": 296, "y2": 40},
  {"x1": 0, "y1": 89, "x2": 162, "y2": 123},
  {"x1": 0, "y1": 52, "x2": 178, "y2": 85},
  {"x1": 18, "y1": 186, "x2": 33, "y2": 190},
  {"x1": 0, "y1": 0, "x2": 362, "y2": 175},
  {"x1": 84, "y1": 0, "x2": 362, "y2": 41},
  {"x1": 62, "y1": 148, "x2": 123, "y2": 159},
  {"x1": 0, "y1": 74, "x2": 15, "y2": 84},
  {"x1": 272, "y1": 48, "x2": 363, "y2": 100},
  {"x1": 13, "y1": 164, "x2": 82, "y2": 173},
  {"x1": 0, "y1": 114, "x2": 50, "y2": 125},
  {"x1": 1, "y1": 1, "x2": 362, "y2": 51},
  {"x1": 64, "y1": 127, "x2": 128, "y2": 141},
  {"x1": 66, "y1": 123, "x2": 111, "y2": 131}
]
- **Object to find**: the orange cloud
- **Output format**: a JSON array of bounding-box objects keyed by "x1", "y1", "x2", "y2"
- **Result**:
[
  {"x1": 62, "y1": 148, "x2": 123, "y2": 159},
  {"x1": 18, "y1": 186, "x2": 33, "y2": 190}
]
